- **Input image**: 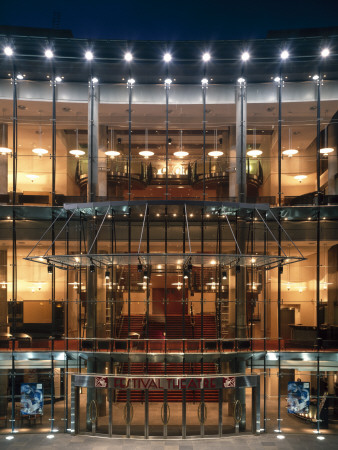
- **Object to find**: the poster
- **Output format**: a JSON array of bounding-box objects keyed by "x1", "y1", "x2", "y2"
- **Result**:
[
  {"x1": 287, "y1": 381, "x2": 310, "y2": 414},
  {"x1": 20, "y1": 383, "x2": 43, "y2": 416}
]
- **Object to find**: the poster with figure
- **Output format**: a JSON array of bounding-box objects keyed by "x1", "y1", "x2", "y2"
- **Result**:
[
  {"x1": 287, "y1": 381, "x2": 310, "y2": 414},
  {"x1": 20, "y1": 383, "x2": 43, "y2": 416}
]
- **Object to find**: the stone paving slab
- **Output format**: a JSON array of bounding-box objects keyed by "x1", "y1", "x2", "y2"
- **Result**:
[{"x1": 0, "y1": 433, "x2": 337, "y2": 449}]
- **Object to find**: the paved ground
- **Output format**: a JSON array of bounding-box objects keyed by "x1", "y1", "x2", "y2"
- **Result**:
[{"x1": 0, "y1": 433, "x2": 337, "y2": 449}]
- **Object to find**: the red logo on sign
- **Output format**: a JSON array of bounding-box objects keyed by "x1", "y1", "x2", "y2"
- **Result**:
[
  {"x1": 95, "y1": 376, "x2": 108, "y2": 388},
  {"x1": 223, "y1": 377, "x2": 236, "y2": 388}
]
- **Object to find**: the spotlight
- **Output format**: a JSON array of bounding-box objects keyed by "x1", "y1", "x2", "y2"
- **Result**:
[
  {"x1": 274, "y1": 76, "x2": 281, "y2": 83},
  {"x1": 90, "y1": 264, "x2": 95, "y2": 273},
  {"x1": 137, "y1": 264, "x2": 143, "y2": 272},
  {"x1": 241, "y1": 51, "x2": 250, "y2": 61},
  {"x1": 105, "y1": 270, "x2": 110, "y2": 280},
  {"x1": 85, "y1": 50, "x2": 93, "y2": 61},
  {"x1": 163, "y1": 52, "x2": 172, "y2": 62},
  {"x1": 4, "y1": 46, "x2": 13, "y2": 56},
  {"x1": 281, "y1": 50, "x2": 289, "y2": 60},
  {"x1": 187, "y1": 263, "x2": 193, "y2": 272},
  {"x1": 168, "y1": 138, "x2": 172, "y2": 145},
  {"x1": 16, "y1": 74, "x2": 24, "y2": 80},
  {"x1": 124, "y1": 51, "x2": 133, "y2": 62},
  {"x1": 117, "y1": 138, "x2": 122, "y2": 145},
  {"x1": 183, "y1": 270, "x2": 189, "y2": 279},
  {"x1": 127, "y1": 78, "x2": 135, "y2": 86},
  {"x1": 143, "y1": 270, "x2": 148, "y2": 279},
  {"x1": 313, "y1": 74, "x2": 319, "y2": 81},
  {"x1": 222, "y1": 271, "x2": 227, "y2": 280},
  {"x1": 92, "y1": 77, "x2": 99, "y2": 83},
  {"x1": 48, "y1": 264, "x2": 53, "y2": 274},
  {"x1": 55, "y1": 76, "x2": 62, "y2": 83},
  {"x1": 236, "y1": 265, "x2": 240, "y2": 273},
  {"x1": 321, "y1": 48, "x2": 330, "y2": 57},
  {"x1": 202, "y1": 52, "x2": 211, "y2": 62},
  {"x1": 164, "y1": 78, "x2": 172, "y2": 85},
  {"x1": 201, "y1": 78, "x2": 208, "y2": 86},
  {"x1": 45, "y1": 49, "x2": 54, "y2": 59},
  {"x1": 279, "y1": 266, "x2": 283, "y2": 274},
  {"x1": 238, "y1": 77, "x2": 245, "y2": 84}
]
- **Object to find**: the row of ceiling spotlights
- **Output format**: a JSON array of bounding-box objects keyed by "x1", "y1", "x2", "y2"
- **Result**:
[{"x1": 2, "y1": 46, "x2": 331, "y2": 61}]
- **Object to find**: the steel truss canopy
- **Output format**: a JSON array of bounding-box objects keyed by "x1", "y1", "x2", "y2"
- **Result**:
[{"x1": 25, "y1": 200, "x2": 305, "y2": 270}]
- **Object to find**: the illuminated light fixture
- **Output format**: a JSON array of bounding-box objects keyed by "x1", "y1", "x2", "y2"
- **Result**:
[
  {"x1": 139, "y1": 129, "x2": 154, "y2": 159},
  {"x1": 320, "y1": 147, "x2": 334, "y2": 156},
  {"x1": 282, "y1": 149, "x2": 298, "y2": 157},
  {"x1": 281, "y1": 50, "x2": 289, "y2": 60},
  {"x1": 26, "y1": 174, "x2": 39, "y2": 182},
  {"x1": 124, "y1": 51, "x2": 133, "y2": 62},
  {"x1": 4, "y1": 46, "x2": 13, "y2": 56},
  {"x1": 69, "y1": 149, "x2": 85, "y2": 157},
  {"x1": 320, "y1": 125, "x2": 334, "y2": 156},
  {"x1": 294, "y1": 175, "x2": 307, "y2": 183},
  {"x1": 208, "y1": 129, "x2": 223, "y2": 158},
  {"x1": 276, "y1": 435, "x2": 285, "y2": 440},
  {"x1": 139, "y1": 150, "x2": 154, "y2": 159},
  {"x1": 251, "y1": 257, "x2": 256, "y2": 264},
  {"x1": 0, "y1": 147, "x2": 11, "y2": 155},
  {"x1": 6, "y1": 436, "x2": 14, "y2": 440},
  {"x1": 247, "y1": 128, "x2": 262, "y2": 157},
  {"x1": 201, "y1": 78, "x2": 208, "y2": 86},
  {"x1": 45, "y1": 49, "x2": 54, "y2": 59},
  {"x1": 92, "y1": 77, "x2": 98, "y2": 84},
  {"x1": 4, "y1": 45, "x2": 13, "y2": 56},
  {"x1": 105, "y1": 270, "x2": 110, "y2": 280},
  {"x1": 238, "y1": 77, "x2": 245, "y2": 84},
  {"x1": 55, "y1": 76, "x2": 62, "y2": 83},
  {"x1": 202, "y1": 52, "x2": 211, "y2": 62},
  {"x1": 174, "y1": 130, "x2": 189, "y2": 158},
  {"x1": 69, "y1": 129, "x2": 85, "y2": 158},
  {"x1": 241, "y1": 51, "x2": 250, "y2": 61},
  {"x1": 16, "y1": 73, "x2": 24, "y2": 80},
  {"x1": 283, "y1": 128, "x2": 299, "y2": 158},
  {"x1": 85, "y1": 50, "x2": 93, "y2": 60},
  {"x1": 0, "y1": 122, "x2": 12, "y2": 154},
  {"x1": 32, "y1": 148, "x2": 48, "y2": 156},
  {"x1": 164, "y1": 78, "x2": 172, "y2": 85},
  {"x1": 127, "y1": 78, "x2": 135, "y2": 86},
  {"x1": 274, "y1": 76, "x2": 281, "y2": 83},
  {"x1": 222, "y1": 271, "x2": 227, "y2": 280},
  {"x1": 313, "y1": 74, "x2": 319, "y2": 81},
  {"x1": 321, "y1": 48, "x2": 330, "y2": 57},
  {"x1": 105, "y1": 129, "x2": 120, "y2": 158},
  {"x1": 210, "y1": 260, "x2": 216, "y2": 265},
  {"x1": 163, "y1": 52, "x2": 172, "y2": 62}
]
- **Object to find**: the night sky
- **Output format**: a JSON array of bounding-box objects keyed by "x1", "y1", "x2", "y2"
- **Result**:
[{"x1": 2, "y1": 0, "x2": 338, "y2": 40}]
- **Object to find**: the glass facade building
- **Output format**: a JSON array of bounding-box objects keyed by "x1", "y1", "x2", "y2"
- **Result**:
[{"x1": 0, "y1": 31, "x2": 337, "y2": 440}]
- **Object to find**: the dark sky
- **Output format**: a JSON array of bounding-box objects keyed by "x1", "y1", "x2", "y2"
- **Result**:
[{"x1": 2, "y1": 0, "x2": 338, "y2": 40}]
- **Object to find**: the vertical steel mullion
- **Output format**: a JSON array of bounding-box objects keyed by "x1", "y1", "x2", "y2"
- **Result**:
[
  {"x1": 50, "y1": 338, "x2": 55, "y2": 432},
  {"x1": 146, "y1": 209, "x2": 150, "y2": 357},
  {"x1": 52, "y1": 77, "x2": 56, "y2": 206},
  {"x1": 263, "y1": 212, "x2": 267, "y2": 432},
  {"x1": 201, "y1": 208, "x2": 204, "y2": 355},
  {"x1": 128, "y1": 84, "x2": 132, "y2": 201},
  {"x1": 277, "y1": 211, "x2": 282, "y2": 433},
  {"x1": 165, "y1": 84, "x2": 169, "y2": 199},
  {"x1": 182, "y1": 207, "x2": 186, "y2": 355},
  {"x1": 144, "y1": 390, "x2": 149, "y2": 439},
  {"x1": 277, "y1": 70, "x2": 282, "y2": 206},
  {"x1": 202, "y1": 83, "x2": 206, "y2": 200}
]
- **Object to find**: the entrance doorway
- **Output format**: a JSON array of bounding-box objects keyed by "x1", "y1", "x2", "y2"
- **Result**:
[{"x1": 71, "y1": 374, "x2": 260, "y2": 438}]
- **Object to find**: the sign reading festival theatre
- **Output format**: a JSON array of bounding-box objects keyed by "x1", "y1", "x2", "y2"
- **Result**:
[{"x1": 94, "y1": 376, "x2": 236, "y2": 390}]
